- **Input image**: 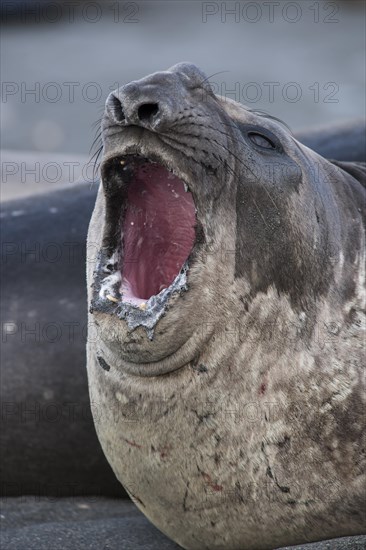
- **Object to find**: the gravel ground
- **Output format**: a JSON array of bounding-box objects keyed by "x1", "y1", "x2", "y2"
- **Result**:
[{"x1": 1, "y1": 497, "x2": 365, "y2": 550}]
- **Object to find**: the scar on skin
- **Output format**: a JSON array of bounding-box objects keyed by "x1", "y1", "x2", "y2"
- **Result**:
[
  {"x1": 97, "y1": 356, "x2": 111, "y2": 371},
  {"x1": 123, "y1": 438, "x2": 142, "y2": 449}
]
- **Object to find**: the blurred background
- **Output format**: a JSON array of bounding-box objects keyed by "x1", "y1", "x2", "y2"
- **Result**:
[{"x1": 1, "y1": 0, "x2": 365, "y2": 198}]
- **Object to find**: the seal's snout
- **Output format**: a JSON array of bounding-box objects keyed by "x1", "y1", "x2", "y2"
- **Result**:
[
  {"x1": 105, "y1": 62, "x2": 211, "y2": 132},
  {"x1": 106, "y1": 89, "x2": 161, "y2": 130},
  {"x1": 106, "y1": 76, "x2": 174, "y2": 132}
]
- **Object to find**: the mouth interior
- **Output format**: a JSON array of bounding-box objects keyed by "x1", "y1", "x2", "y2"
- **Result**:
[{"x1": 121, "y1": 161, "x2": 196, "y2": 305}]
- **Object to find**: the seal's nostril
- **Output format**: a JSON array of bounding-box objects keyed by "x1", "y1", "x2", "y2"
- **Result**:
[
  {"x1": 108, "y1": 95, "x2": 125, "y2": 123},
  {"x1": 137, "y1": 103, "x2": 159, "y2": 123}
]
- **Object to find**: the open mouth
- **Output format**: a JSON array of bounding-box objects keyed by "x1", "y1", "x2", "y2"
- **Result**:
[
  {"x1": 92, "y1": 155, "x2": 200, "y2": 336},
  {"x1": 121, "y1": 159, "x2": 196, "y2": 305}
]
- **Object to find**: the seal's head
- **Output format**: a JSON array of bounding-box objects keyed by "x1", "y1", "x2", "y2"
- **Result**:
[{"x1": 88, "y1": 62, "x2": 364, "y2": 376}]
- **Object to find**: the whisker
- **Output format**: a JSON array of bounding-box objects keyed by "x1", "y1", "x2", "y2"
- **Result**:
[
  {"x1": 199, "y1": 70, "x2": 230, "y2": 87},
  {"x1": 89, "y1": 145, "x2": 103, "y2": 184},
  {"x1": 253, "y1": 198, "x2": 268, "y2": 228},
  {"x1": 246, "y1": 109, "x2": 293, "y2": 133},
  {"x1": 89, "y1": 131, "x2": 102, "y2": 155}
]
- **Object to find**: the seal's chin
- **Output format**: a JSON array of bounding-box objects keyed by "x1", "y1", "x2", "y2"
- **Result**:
[
  {"x1": 91, "y1": 155, "x2": 200, "y2": 338},
  {"x1": 120, "y1": 160, "x2": 196, "y2": 306}
]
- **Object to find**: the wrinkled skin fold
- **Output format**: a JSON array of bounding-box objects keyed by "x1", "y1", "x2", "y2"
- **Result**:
[{"x1": 86, "y1": 63, "x2": 366, "y2": 550}]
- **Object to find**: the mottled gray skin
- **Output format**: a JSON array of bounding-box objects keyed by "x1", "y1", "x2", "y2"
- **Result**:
[{"x1": 86, "y1": 63, "x2": 365, "y2": 550}]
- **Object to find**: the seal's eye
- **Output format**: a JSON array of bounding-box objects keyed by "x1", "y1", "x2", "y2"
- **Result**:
[{"x1": 248, "y1": 132, "x2": 276, "y2": 149}]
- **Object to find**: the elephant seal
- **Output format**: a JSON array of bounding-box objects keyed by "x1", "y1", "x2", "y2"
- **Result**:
[
  {"x1": 1, "y1": 122, "x2": 363, "y2": 503},
  {"x1": 0, "y1": 184, "x2": 123, "y2": 497},
  {"x1": 86, "y1": 63, "x2": 365, "y2": 550},
  {"x1": 295, "y1": 119, "x2": 366, "y2": 163}
]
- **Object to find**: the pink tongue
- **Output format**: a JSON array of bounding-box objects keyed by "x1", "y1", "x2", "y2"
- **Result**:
[{"x1": 121, "y1": 164, "x2": 196, "y2": 303}]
